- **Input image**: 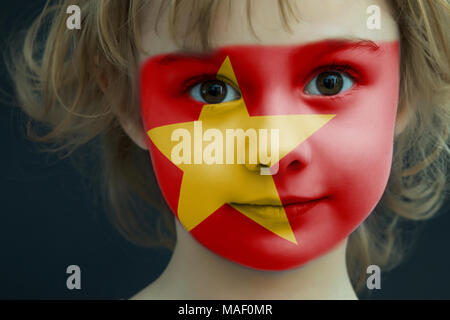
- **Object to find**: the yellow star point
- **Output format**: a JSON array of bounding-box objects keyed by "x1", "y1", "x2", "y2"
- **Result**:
[{"x1": 147, "y1": 56, "x2": 335, "y2": 245}]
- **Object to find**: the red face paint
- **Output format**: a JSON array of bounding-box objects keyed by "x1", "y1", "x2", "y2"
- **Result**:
[{"x1": 140, "y1": 40, "x2": 400, "y2": 270}]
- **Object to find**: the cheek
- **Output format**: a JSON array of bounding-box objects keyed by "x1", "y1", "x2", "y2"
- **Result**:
[
  {"x1": 320, "y1": 90, "x2": 398, "y2": 221},
  {"x1": 149, "y1": 142, "x2": 183, "y2": 216}
]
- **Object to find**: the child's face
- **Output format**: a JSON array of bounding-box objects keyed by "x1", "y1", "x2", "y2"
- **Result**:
[{"x1": 136, "y1": 0, "x2": 400, "y2": 270}]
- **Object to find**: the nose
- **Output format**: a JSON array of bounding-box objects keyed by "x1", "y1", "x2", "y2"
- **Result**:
[
  {"x1": 276, "y1": 139, "x2": 312, "y2": 176},
  {"x1": 242, "y1": 73, "x2": 315, "y2": 176},
  {"x1": 244, "y1": 162, "x2": 271, "y2": 174},
  {"x1": 244, "y1": 134, "x2": 312, "y2": 176}
]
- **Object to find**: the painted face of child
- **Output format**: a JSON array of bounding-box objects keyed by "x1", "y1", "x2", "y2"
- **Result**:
[{"x1": 138, "y1": 0, "x2": 400, "y2": 270}]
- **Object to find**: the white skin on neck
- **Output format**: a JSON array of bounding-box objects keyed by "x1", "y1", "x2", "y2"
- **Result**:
[{"x1": 126, "y1": 0, "x2": 400, "y2": 299}]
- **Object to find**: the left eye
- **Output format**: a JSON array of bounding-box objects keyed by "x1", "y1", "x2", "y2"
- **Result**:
[
  {"x1": 189, "y1": 79, "x2": 241, "y2": 104},
  {"x1": 304, "y1": 71, "x2": 354, "y2": 96}
]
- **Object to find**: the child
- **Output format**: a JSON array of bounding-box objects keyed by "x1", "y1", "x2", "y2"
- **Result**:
[{"x1": 9, "y1": 0, "x2": 450, "y2": 299}]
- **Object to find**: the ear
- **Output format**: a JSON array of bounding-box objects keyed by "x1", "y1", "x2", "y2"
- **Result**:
[
  {"x1": 394, "y1": 103, "x2": 409, "y2": 136},
  {"x1": 117, "y1": 115, "x2": 149, "y2": 150},
  {"x1": 97, "y1": 72, "x2": 149, "y2": 150}
]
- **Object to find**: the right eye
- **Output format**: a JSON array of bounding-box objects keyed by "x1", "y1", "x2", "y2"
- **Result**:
[
  {"x1": 189, "y1": 79, "x2": 241, "y2": 104},
  {"x1": 304, "y1": 71, "x2": 354, "y2": 96}
]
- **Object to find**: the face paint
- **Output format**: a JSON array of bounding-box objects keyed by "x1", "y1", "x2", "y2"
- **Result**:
[{"x1": 140, "y1": 40, "x2": 400, "y2": 270}]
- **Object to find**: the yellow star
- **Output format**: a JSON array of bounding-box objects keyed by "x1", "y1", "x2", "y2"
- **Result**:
[{"x1": 148, "y1": 56, "x2": 335, "y2": 244}]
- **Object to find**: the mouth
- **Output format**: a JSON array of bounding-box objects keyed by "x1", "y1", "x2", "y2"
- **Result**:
[{"x1": 229, "y1": 197, "x2": 328, "y2": 221}]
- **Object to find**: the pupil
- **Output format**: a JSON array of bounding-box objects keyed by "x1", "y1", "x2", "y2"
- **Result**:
[
  {"x1": 208, "y1": 83, "x2": 223, "y2": 96},
  {"x1": 201, "y1": 80, "x2": 227, "y2": 103},
  {"x1": 323, "y1": 75, "x2": 338, "y2": 89},
  {"x1": 317, "y1": 71, "x2": 343, "y2": 95}
]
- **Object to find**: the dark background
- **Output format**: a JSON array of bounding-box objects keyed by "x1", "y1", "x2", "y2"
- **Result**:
[{"x1": 0, "y1": 1, "x2": 449, "y2": 300}]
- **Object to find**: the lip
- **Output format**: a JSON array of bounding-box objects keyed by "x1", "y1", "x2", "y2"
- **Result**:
[
  {"x1": 232, "y1": 195, "x2": 327, "y2": 206},
  {"x1": 230, "y1": 196, "x2": 329, "y2": 222}
]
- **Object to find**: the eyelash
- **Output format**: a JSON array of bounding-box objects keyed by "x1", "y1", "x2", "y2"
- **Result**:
[
  {"x1": 182, "y1": 74, "x2": 236, "y2": 94},
  {"x1": 182, "y1": 63, "x2": 359, "y2": 94},
  {"x1": 308, "y1": 62, "x2": 358, "y2": 82}
]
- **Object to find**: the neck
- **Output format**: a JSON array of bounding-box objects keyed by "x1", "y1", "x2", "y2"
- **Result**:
[{"x1": 133, "y1": 221, "x2": 358, "y2": 300}]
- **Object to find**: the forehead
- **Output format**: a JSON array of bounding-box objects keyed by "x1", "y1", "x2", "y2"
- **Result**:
[{"x1": 139, "y1": 0, "x2": 399, "y2": 63}]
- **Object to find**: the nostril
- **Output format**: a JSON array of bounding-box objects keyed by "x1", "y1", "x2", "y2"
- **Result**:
[{"x1": 288, "y1": 160, "x2": 302, "y2": 171}]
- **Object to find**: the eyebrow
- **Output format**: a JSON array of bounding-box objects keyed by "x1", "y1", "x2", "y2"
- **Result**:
[
  {"x1": 332, "y1": 38, "x2": 381, "y2": 51},
  {"x1": 156, "y1": 38, "x2": 381, "y2": 65}
]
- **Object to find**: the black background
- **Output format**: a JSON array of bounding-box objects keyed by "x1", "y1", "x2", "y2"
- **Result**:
[{"x1": 0, "y1": 1, "x2": 449, "y2": 300}]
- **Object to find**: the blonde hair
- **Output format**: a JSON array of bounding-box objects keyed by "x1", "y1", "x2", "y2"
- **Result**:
[{"x1": 6, "y1": 0, "x2": 450, "y2": 293}]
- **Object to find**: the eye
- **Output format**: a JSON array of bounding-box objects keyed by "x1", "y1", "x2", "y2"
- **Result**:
[
  {"x1": 304, "y1": 71, "x2": 354, "y2": 96},
  {"x1": 189, "y1": 79, "x2": 241, "y2": 104}
]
